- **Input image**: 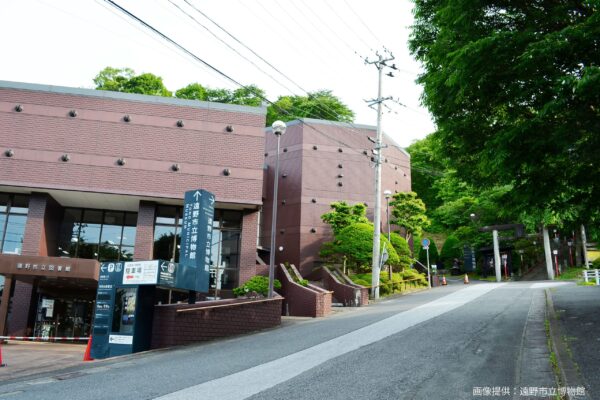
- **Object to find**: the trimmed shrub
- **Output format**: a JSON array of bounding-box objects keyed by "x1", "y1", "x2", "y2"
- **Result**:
[{"x1": 233, "y1": 275, "x2": 281, "y2": 297}]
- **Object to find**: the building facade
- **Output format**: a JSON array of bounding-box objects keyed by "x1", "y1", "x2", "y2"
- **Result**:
[
  {"x1": 0, "y1": 81, "x2": 266, "y2": 337},
  {"x1": 261, "y1": 119, "x2": 412, "y2": 275}
]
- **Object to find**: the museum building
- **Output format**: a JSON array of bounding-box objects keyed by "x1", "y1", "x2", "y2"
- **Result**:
[
  {"x1": 262, "y1": 119, "x2": 412, "y2": 275},
  {"x1": 0, "y1": 81, "x2": 267, "y2": 337}
]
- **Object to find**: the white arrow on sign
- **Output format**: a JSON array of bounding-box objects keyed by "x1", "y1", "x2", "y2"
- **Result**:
[
  {"x1": 209, "y1": 196, "x2": 214, "y2": 205},
  {"x1": 100, "y1": 265, "x2": 107, "y2": 272},
  {"x1": 160, "y1": 262, "x2": 169, "y2": 272},
  {"x1": 193, "y1": 191, "x2": 202, "y2": 200}
]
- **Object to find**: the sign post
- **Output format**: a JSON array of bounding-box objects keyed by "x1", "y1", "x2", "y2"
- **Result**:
[
  {"x1": 422, "y1": 238, "x2": 431, "y2": 288},
  {"x1": 179, "y1": 189, "x2": 215, "y2": 294}
]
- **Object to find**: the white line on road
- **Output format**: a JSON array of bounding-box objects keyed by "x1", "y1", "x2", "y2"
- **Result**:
[{"x1": 156, "y1": 283, "x2": 505, "y2": 400}]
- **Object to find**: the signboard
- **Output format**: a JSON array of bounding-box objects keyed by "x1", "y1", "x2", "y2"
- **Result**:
[
  {"x1": 122, "y1": 261, "x2": 159, "y2": 285},
  {"x1": 421, "y1": 238, "x2": 430, "y2": 248},
  {"x1": 109, "y1": 334, "x2": 133, "y2": 345},
  {"x1": 158, "y1": 261, "x2": 177, "y2": 287},
  {"x1": 179, "y1": 189, "x2": 215, "y2": 292},
  {"x1": 463, "y1": 246, "x2": 476, "y2": 272},
  {"x1": 91, "y1": 261, "x2": 125, "y2": 359},
  {"x1": 42, "y1": 299, "x2": 54, "y2": 317}
]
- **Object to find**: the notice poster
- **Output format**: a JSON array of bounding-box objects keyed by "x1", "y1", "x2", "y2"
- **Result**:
[{"x1": 122, "y1": 261, "x2": 159, "y2": 285}]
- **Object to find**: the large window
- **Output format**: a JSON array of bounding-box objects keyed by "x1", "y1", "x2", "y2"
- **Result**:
[
  {"x1": 0, "y1": 194, "x2": 29, "y2": 255},
  {"x1": 58, "y1": 209, "x2": 137, "y2": 261},
  {"x1": 153, "y1": 207, "x2": 243, "y2": 290}
]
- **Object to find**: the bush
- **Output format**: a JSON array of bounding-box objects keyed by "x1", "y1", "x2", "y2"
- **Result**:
[
  {"x1": 389, "y1": 233, "x2": 413, "y2": 270},
  {"x1": 233, "y1": 275, "x2": 281, "y2": 297},
  {"x1": 440, "y1": 235, "x2": 462, "y2": 269}
]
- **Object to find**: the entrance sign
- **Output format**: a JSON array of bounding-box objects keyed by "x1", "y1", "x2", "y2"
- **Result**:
[
  {"x1": 122, "y1": 260, "x2": 159, "y2": 285},
  {"x1": 179, "y1": 189, "x2": 215, "y2": 292}
]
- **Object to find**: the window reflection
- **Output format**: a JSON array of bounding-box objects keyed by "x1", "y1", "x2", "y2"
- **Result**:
[
  {"x1": 57, "y1": 208, "x2": 137, "y2": 261},
  {"x1": 153, "y1": 207, "x2": 243, "y2": 291},
  {"x1": 0, "y1": 194, "x2": 29, "y2": 255}
]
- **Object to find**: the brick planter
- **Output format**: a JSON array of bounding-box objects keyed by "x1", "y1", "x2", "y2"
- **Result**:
[
  {"x1": 151, "y1": 297, "x2": 282, "y2": 349},
  {"x1": 276, "y1": 264, "x2": 332, "y2": 317}
]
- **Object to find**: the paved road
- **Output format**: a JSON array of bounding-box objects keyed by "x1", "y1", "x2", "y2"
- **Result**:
[
  {"x1": 548, "y1": 285, "x2": 600, "y2": 398},
  {"x1": 0, "y1": 281, "x2": 572, "y2": 400}
]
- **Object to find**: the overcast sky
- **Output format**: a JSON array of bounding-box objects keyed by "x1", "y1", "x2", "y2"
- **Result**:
[{"x1": 0, "y1": 0, "x2": 435, "y2": 147}]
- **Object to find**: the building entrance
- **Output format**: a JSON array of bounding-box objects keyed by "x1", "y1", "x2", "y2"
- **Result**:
[{"x1": 34, "y1": 295, "x2": 94, "y2": 338}]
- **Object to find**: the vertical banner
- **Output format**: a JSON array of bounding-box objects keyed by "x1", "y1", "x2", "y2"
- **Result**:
[{"x1": 179, "y1": 189, "x2": 215, "y2": 292}]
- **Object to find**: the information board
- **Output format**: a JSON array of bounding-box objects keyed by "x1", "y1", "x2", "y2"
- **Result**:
[{"x1": 179, "y1": 189, "x2": 215, "y2": 292}]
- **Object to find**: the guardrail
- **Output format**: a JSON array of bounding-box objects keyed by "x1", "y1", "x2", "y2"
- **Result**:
[
  {"x1": 0, "y1": 336, "x2": 88, "y2": 341},
  {"x1": 583, "y1": 269, "x2": 600, "y2": 285}
]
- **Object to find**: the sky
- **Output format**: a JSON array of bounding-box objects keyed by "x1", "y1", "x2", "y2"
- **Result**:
[{"x1": 0, "y1": 0, "x2": 436, "y2": 147}]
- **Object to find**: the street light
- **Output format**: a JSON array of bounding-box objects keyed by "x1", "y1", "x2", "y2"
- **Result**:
[
  {"x1": 268, "y1": 120, "x2": 287, "y2": 298},
  {"x1": 384, "y1": 190, "x2": 392, "y2": 280}
]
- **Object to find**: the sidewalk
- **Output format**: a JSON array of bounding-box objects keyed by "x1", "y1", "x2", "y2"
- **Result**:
[
  {"x1": 0, "y1": 341, "x2": 87, "y2": 382},
  {"x1": 547, "y1": 285, "x2": 600, "y2": 399}
]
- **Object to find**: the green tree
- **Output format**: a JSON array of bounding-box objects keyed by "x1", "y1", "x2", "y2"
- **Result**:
[
  {"x1": 94, "y1": 67, "x2": 171, "y2": 97},
  {"x1": 326, "y1": 223, "x2": 399, "y2": 272},
  {"x1": 440, "y1": 235, "x2": 462, "y2": 269},
  {"x1": 389, "y1": 232, "x2": 413, "y2": 270},
  {"x1": 389, "y1": 192, "x2": 430, "y2": 242},
  {"x1": 174, "y1": 82, "x2": 207, "y2": 100},
  {"x1": 409, "y1": 1, "x2": 600, "y2": 225},
  {"x1": 266, "y1": 90, "x2": 355, "y2": 126},
  {"x1": 321, "y1": 201, "x2": 369, "y2": 236}
]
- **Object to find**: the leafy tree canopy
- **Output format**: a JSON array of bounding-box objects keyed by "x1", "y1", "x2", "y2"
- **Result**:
[
  {"x1": 389, "y1": 192, "x2": 430, "y2": 242},
  {"x1": 175, "y1": 83, "x2": 265, "y2": 107},
  {"x1": 321, "y1": 201, "x2": 369, "y2": 236},
  {"x1": 94, "y1": 67, "x2": 172, "y2": 97},
  {"x1": 266, "y1": 90, "x2": 355, "y2": 126},
  {"x1": 326, "y1": 223, "x2": 399, "y2": 272},
  {"x1": 410, "y1": 1, "x2": 600, "y2": 225},
  {"x1": 389, "y1": 232, "x2": 413, "y2": 270}
]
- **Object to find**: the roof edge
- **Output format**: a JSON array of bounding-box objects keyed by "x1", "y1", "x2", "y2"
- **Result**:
[{"x1": 0, "y1": 80, "x2": 267, "y2": 116}]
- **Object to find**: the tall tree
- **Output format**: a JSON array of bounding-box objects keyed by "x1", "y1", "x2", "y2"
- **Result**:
[
  {"x1": 266, "y1": 90, "x2": 355, "y2": 126},
  {"x1": 410, "y1": 1, "x2": 600, "y2": 226},
  {"x1": 389, "y1": 192, "x2": 430, "y2": 242},
  {"x1": 321, "y1": 201, "x2": 370, "y2": 236},
  {"x1": 176, "y1": 83, "x2": 265, "y2": 107}
]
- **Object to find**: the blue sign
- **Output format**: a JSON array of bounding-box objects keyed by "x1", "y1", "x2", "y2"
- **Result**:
[
  {"x1": 179, "y1": 189, "x2": 215, "y2": 292},
  {"x1": 421, "y1": 238, "x2": 430, "y2": 248}
]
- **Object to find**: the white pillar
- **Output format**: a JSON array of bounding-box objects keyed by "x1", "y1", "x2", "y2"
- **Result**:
[
  {"x1": 543, "y1": 226, "x2": 555, "y2": 280},
  {"x1": 492, "y1": 230, "x2": 501, "y2": 282},
  {"x1": 581, "y1": 224, "x2": 590, "y2": 268}
]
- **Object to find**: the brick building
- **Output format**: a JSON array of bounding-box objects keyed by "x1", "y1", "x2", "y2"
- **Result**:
[
  {"x1": 0, "y1": 81, "x2": 266, "y2": 337},
  {"x1": 261, "y1": 119, "x2": 412, "y2": 275}
]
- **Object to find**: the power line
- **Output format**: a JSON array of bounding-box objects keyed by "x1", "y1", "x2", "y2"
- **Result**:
[
  {"x1": 341, "y1": 0, "x2": 385, "y2": 47},
  {"x1": 179, "y1": 0, "x2": 383, "y2": 145},
  {"x1": 101, "y1": 0, "x2": 378, "y2": 164}
]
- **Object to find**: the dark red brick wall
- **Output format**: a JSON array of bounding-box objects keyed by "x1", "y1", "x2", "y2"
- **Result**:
[
  {"x1": 21, "y1": 193, "x2": 48, "y2": 256},
  {"x1": 7, "y1": 280, "x2": 34, "y2": 336},
  {"x1": 263, "y1": 120, "x2": 412, "y2": 275},
  {"x1": 0, "y1": 86, "x2": 265, "y2": 205},
  {"x1": 320, "y1": 267, "x2": 369, "y2": 307},
  {"x1": 151, "y1": 297, "x2": 282, "y2": 349},
  {"x1": 134, "y1": 201, "x2": 156, "y2": 261},
  {"x1": 276, "y1": 264, "x2": 331, "y2": 317},
  {"x1": 239, "y1": 210, "x2": 260, "y2": 283}
]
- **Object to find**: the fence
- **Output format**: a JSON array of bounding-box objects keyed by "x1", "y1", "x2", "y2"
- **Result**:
[{"x1": 583, "y1": 269, "x2": 600, "y2": 285}]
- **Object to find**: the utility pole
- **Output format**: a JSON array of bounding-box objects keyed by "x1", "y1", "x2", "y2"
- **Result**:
[{"x1": 364, "y1": 50, "x2": 396, "y2": 300}]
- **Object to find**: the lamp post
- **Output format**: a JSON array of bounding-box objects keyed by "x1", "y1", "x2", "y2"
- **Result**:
[
  {"x1": 268, "y1": 120, "x2": 287, "y2": 298},
  {"x1": 384, "y1": 190, "x2": 392, "y2": 281}
]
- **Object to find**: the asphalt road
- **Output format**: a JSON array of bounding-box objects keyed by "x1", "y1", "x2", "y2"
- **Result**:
[{"x1": 0, "y1": 281, "x2": 570, "y2": 400}]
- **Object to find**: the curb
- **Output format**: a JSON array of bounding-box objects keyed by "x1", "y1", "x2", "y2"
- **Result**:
[{"x1": 544, "y1": 289, "x2": 590, "y2": 400}]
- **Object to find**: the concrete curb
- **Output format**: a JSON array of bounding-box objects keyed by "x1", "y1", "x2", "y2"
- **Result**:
[{"x1": 544, "y1": 289, "x2": 590, "y2": 400}]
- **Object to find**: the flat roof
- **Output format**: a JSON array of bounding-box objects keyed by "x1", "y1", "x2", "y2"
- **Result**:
[
  {"x1": 0, "y1": 80, "x2": 267, "y2": 116},
  {"x1": 266, "y1": 118, "x2": 410, "y2": 157}
]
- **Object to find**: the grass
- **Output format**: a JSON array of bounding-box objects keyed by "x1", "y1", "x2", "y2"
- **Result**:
[
  {"x1": 556, "y1": 267, "x2": 586, "y2": 281},
  {"x1": 468, "y1": 273, "x2": 499, "y2": 282}
]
